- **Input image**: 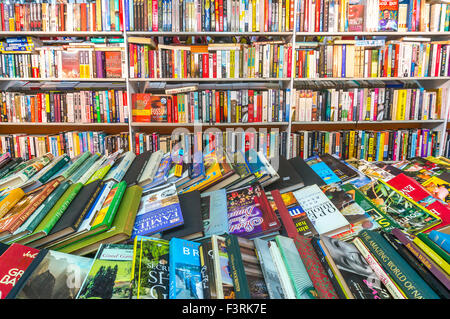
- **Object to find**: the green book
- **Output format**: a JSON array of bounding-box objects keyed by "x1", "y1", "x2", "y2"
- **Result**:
[
  {"x1": 38, "y1": 154, "x2": 70, "y2": 184},
  {"x1": 61, "y1": 151, "x2": 92, "y2": 180},
  {"x1": 225, "y1": 234, "x2": 251, "y2": 299},
  {"x1": 17, "y1": 182, "x2": 83, "y2": 246},
  {"x1": 417, "y1": 232, "x2": 450, "y2": 264},
  {"x1": 5, "y1": 180, "x2": 71, "y2": 244},
  {"x1": 69, "y1": 153, "x2": 100, "y2": 184},
  {"x1": 56, "y1": 185, "x2": 143, "y2": 255},
  {"x1": 359, "y1": 230, "x2": 441, "y2": 300}
]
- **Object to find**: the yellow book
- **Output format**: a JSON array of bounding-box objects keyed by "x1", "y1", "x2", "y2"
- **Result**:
[
  {"x1": 422, "y1": 176, "x2": 450, "y2": 203},
  {"x1": 378, "y1": 132, "x2": 385, "y2": 161},
  {"x1": 96, "y1": 0, "x2": 102, "y2": 31},
  {"x1": 0, "y1": 188, "x2": 25, "y2": 219},
  {"x1": 230, "y1": 50, "x2": 235, "y2": 79},
  {"x1": 413, "y1": 236, "x2": 450, "y2": 275},
  {"x1": 349, "y1": 131, "x2": 355, "y2": 159},
  {"x1": 367, "y1": 135, "x2": 374, "y2": 161},
  {"x1": 286, "y1": 0, "x2": 290, "y2": 31},
  {"x1": 252, "y1": 0, "x2": 257, "y2": 32},
  {"x1": 397, "y1": 89, "x2": 407, "y2": 120}
]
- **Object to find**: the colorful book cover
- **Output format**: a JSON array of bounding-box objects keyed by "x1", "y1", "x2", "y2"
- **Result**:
[
  {"x1": 131, "y1": 184, "x2": 183, "y2": 239},
  {"x1": 0, "y1": 243, "x2": 39, "y2": 299},
  {"x1": 292, "y1": 185, "x2": 350, "y2": 237},
  {"x1": 393, "y1": 157, "x2": 447, "y2": 184},
  {"x1": 346, "y1": 159, "x2": 395, "y2": 182},
  {"x1": 428, "y1": 230, "x2": 450, "y2": 254},
  {"x1": 348, "y1": 0, "x2": 365, "y2": 31},
  {"x1": 319, "y1": 154, "x2": 358, "y2": 183},
  {"x1": 105, "y1": 51, "x2": 123, "y2": 78},
  {"x1": 131, "y1": 236, "x2": 170, "y2": 299},
  {"x1": 141, "y1": 153, "x2": 172, "y2": 190},
  {"x1": 378, "y1": 0, "x2": 399, "y2": 31},
  {"x1": 168, "y1": 237, "x2": 203, "y2": 299},
  {"x1": 76, "y1": 244, "x2": 134, "y2": 299},
  {"x1": 211, "y1": 235, "x2": 235, "y2": 299},
  {"x1": 60, "y1": 50, "x2": 80, "y2": 78},
  {"x1": 305, "y1": 156, "x2": 341, "y2": 185},
  {"x1": 360, "y1": 179, "x2": 442, "y2": 234},
  {"x1": 200, "y1": 189, "x2": 228, "y2": 237},
  {"x1": 90, "y1": 181, "x2": 127, "y2": 230},
  {"x1": 132, "y1": 94, "x2": 170, "y2": 123},
  {"x1": 422, "y1": 176, "x2": 450, "y2": 204},
  {"x1": 226, "y1": 183, "x2": 281, "y2": 239}
]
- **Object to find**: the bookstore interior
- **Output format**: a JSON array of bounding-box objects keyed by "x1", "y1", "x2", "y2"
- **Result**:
[{"x1": 0, "y1": 0, "x2": 449, "y2": 301}]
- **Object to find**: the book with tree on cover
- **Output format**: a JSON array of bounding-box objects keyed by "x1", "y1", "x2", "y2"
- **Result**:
[
  {"x1": 131, "y1": 236, "x2": 170, "y2": 299},
  {"x1": 226, "y1": 183, "x2": 281, "y2": 239},
  {"x1": 360, "y1": 179, "x2": 442, "y2": 234},
  {"x1": 6, "y1": 249, "x2": 93, "y2": 299},
  {"x1": 0, "y1": 243, "x2": 39, "y2": 299},
  {"x1": 76, "y1": 244, "x2": 134, "y2": 299},
  {"x1": 225, "y1": 234, "x2": 269, "y2": 299}
]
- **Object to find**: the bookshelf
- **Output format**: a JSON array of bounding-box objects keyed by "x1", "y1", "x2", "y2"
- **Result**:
[{"x1": 0, "y1": 0, "x2": 449, "y2": 161}]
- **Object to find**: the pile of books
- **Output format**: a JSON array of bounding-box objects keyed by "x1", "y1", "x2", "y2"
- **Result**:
[{"x1": 0, "y1": 146, "x2": 448, "y2": 299}]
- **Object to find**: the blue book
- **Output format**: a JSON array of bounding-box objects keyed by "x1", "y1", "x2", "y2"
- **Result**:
[
  {"x1": 429, "y1": 230, "x2": 450, "y2": 254},
  {"x1": 142, "y1": 153, "x2": 172, "y2": 190},
  {"x1": 200, "y1": 189, "x2": 228, "y2": 237},
  {"x1": 169, "y1": 238, "x2": 203, "y2": 299},
  {"x1": 131, "y1": 184, "x2": 183, "y2": 239},
  {"x1": 305, "y1": 156, "x2": 341, "y2": 185}
]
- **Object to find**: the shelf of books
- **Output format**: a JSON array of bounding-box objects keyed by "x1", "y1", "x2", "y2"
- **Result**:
[{"x1": 0, "y1": 0, "x2": 449, "y2": 302}]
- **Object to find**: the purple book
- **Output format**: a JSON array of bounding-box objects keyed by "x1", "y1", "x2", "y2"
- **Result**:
[{"x1": 96, "y1": 51, "x2": 104, "y2": 78}]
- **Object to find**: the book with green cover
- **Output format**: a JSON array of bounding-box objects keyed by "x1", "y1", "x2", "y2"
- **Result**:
[
  {"x1": 61, "y1": 151, "x2": 92, "y2": 180},
  {"x1": 417, "y1": 232, "x2": 450, "y2": 264},
  {"x1": 15, "y1": 182, "x2": 83, "y2": 246},
  {"x1": 86, "y1": 151, "x2": 122, "y2": 185},
  {"x1": 38, "y1": 154, "x2": 70, "y2": 184},
  {"x1": 54, "y1": 185, "x2": 142, "y2": 255},
  {"x1": 69, "y1": 153, "x2": 101, "y2": 184},
  {"x1": 358, "y1": 230, "x2": 441, "y2": 299}
]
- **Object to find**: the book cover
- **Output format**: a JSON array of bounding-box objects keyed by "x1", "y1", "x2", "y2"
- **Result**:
[
  {"x1": 122, "y1": 150, "x2": 152, "y2": 187},
  {"x1": 263, "y1": 155, "x2": 305, "y2": 193},
  {"x1": 0, "y1": 243, "x2": 39, "y2": 299},
  {"x1": 131, "y1": 236, "x2": 170, "y2": 299},
  {"x1": 275, "y1": 235, "x2": 318, "y2": 299},
  {"x1": 60, "y1": 50, "x2": 80, "y2": 78},
  {"x1": 428, "y1": 230, "x2": 450, "y2": 254},
  {"x1": 211, "y1": 234, "x2": 235, "y2": 299},
  {"x1": 359, "y1": 230, "x2": 441, "y2": 299},
  {"x1": 319, "y1": 154, "x2": 358, "y2": 183},
  {"x1": 268, "y1": 240, "x2": 296, "y2": 299},
  {"x1": 168, "y1": 237, "x2": 203, "y2": 299},
  {"x1": 76, "y1": 244, "x2": 134, "y2": 299},
  {"x1": 348, "y1": 0, "x2": 365, "y2": 31},
  {"x1": 292, "y1": 184, "x2": 350, "y2": 237},
  {"x1": 131, "y1": 184, "x2": 183, "y2": 239},
  {"x1": 422, "y1": 176, "x2": 450, "y2": 204},
  {"x1": 141, "y1": 153, "x2": 172, "y2": 190},
  {"x1": 320, "y1": 235, "x2": 393, "y2": 299},
  {"x1": 198, "y1": 238, "x2": 216, "y2": 299},
  {"x1": 105, "y1": 51, "x2": 123, "y2": 78},
  {"x1": 288, "y1": 156, "x2": 326, "y2": 187},
  {"x1": 200, "y1": 189, "x2": 228, "y2": 237},
  {"x1": 138, "y1": 150, "x2": 164, "y2": 187},
  {"x1": 0, "y1": 188, "x2": 26, "y2": 220},
  {"x1": 226, "y1": 183, "x2": 281, "y2": 239},
  {"x1": 378, "y1": 0, "x2": 399, "y2": 31},
  {"x1": 6, "y1": 249, "x2": 93, "y2": 299},
  {"x1": 305, "y1": 155, "x2": 342, "y2": 185}
]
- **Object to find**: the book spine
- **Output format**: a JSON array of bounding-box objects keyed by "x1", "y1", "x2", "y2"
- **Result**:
[
  {"x1": 413, "y1": 235, "x2": 450, "y2": 275},
  {"x1": 225, "y1": 234, "x2": 251, "y2": 298}
]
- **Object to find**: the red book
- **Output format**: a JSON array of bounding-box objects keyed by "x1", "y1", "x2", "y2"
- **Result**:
[
  {"x1": 218, "y1": 0, "x2": 224, "y2": 31},
  {"x1": 0, "y1": 244, "x2": 39, "y2": 299},
  {"x1": 149, "y1": 50, "x2": 154, "y2": 78},
  {"x1": 257, "y1": 93, "x2": 262, "y2": 122},
  {"x1": 387, "y1": 173, "x2": 450, "y2": 232},
  {"x1": 80, "y1": 3, "x2": 87, "y2": 31},
  {"x1": 173, "y1": 95, "x2": 178, "y2": 123},
  {"x1": 215, "y1": 91, "x2": 220, "y2": 123},
  {"x1": 212, "y1": 53, "x2": 217, "y2": 79},
  {"x1": 315, "y1": 0, "x2": 321, "y2": 32},
  {"x1": 202, "y1": 53, "x2": 209, "y2": 78},
  {"x1": 287, "y1": 46, "x2": 292, "y2": 78},
  {"x1": 0, "y1": 4, "x2": 4, "y2": 31},
  {"x1": 264, "y1": 0, "x2": 269, "y2": 31},
  {"x1": 92, "y1": 2, "x2": 96, "y2": 32},
  {"x1": 394, "y1": 44, "x2": 400, "y2": 77},
  {"x1": 105, "y1": 51, "x2": 123, "y2": 78},
  {"x1": 152, "y1": 0, "x2": 158, "y2": 31},
  {"x1": 135, "y1": 133, "x2": 140, "y2": 154},
  {"x1": 118, "y1": 0, "x2": 124, "y2": 31},
  {"x1": 248, "y1": 90, "x2": 254, "y2": 122},
  {"x1": 435, "y1": 44, "x2": 441, "y2": 77}
]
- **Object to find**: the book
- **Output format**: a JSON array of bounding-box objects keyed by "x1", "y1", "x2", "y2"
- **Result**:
[
  {"x1": 378, "y1": 0, "x2": 399, "y2": 31},
  {"x1": 141, "y1": 153, "x2": 172, "y2": 190},
  {"x1": 268, "y1": 240, "x2": 296, "y2": 299},
  {"x1": 168, "y1": 237, "x2": 203, "y2": 299},
  {"x1": 428, "y1": 230, "x2": 450, "y2": 254},
  {"x1": 275, "y1": 235, "x2": 318, "y2": 299},
  {"x1": 137, "y1": 150, "x2": 163, "y2": 186},
  {"x1": 288, "y1": 156, "x2": 325, "y2": 187},
  {"x1": 320, "y1": 235, "x2": 393, "y2": 299},
  {"x1": 122, "y1": 151, "x2": 152, "y2": 187},
  {"x1": 292, "y1": 184, "x2": 351, "y2": 237},
  {"x1": 358, "y1": 229, "x2": 441, "y2": 299},
  {"x1": 198, "y1": 238, "x2": 216, "y2": 299},
  {"x1": 263, "y1": 156, "x2": 305, "y2": 193},
  {"x1": 305, "y1": 155, "x2": 342, "y2": 185},
  {"x1": 226, "y1": 183, "x2": 281, "y2": 239},
  {"x1": 6, "y1": 249, "x2": 93, "y2": 299},
  {"x1": 131, "y1": 184, "x2": 183, "y2": 239},
  {"x1": 0, "y1": 243, "x2": 39, "y2": 299},
  {"x1": 413, "y1": 233, "x2": 450, "y2": 274},
  {"x1": 319, "y1": 154, "x2": 358, "y2": 183},
  {"x1": 211, "y1": 234, "x2": 235, "y2": 299},
  {"x1": 225, "y1": 234, "x2": 269, "y2": 299},
  {"x1": 200, "y1": 189, "x2": 228, "y2": 237},
  {"x1": 131, "y1": 236, "x2": 170, "y2": 299},
  {"x1": 422, "y1": 176, "x2": 450, "y2": 204},
  {"x1": 0, "y1": 188, "x2": 26, "y2": 219},
  {"x1": 76, "y1": 244, "x2": 134, "y2": 299}
]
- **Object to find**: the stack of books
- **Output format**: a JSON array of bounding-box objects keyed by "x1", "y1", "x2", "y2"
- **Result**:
[{"x1": 0, "y1": 148, "x2": 449, "y2": 300}]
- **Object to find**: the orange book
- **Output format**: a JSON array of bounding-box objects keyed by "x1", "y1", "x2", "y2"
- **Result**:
[{"x1": 0, "y1": 188, "x2": 26, "y2": 219}]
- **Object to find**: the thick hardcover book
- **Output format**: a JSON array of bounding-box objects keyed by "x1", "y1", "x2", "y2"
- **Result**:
[
  {"x1": 263, "y1": 155, "x2": 305, "y2": 193},
  {"x1": 76, "y1": 243, "x2": 134, "y2": 299},
  {"x1": 122, "y1": 150, "x2": 152, "y2": 186},
  {"x1": 288, "y1": 156, "x2": 325, "y2": 187},
  {"x1": 131, "y1": 184, "x2": 183, "y2": 239},
  {"x1": 200, "y1": 189, "x2": 228, "y2": 237},
  {"x1": 131, "y1": 236, "x2": 170, "y2": 299},
  {"x1": 225, "y1": 234, "x2": 269, "y2": 299},
  {"x1": 292, "y1": 184, "x2": 350, "y2": 237},
  {"x1": 0, "y1": 243, "x2": 39, "y2": 299},
  {"x1": 5, "y1": 248, "x2": 92, "y2": 299},
  {"x1": 320, "y1": 235, "x2": 393, "y2": 299},
  {"x1": 138, "y1": 150, "x2": 163, "y2": 187},
  {"x1": 275, "y1": 235, "x2": 317, "y2": 299},
  {"x1": 161, "y1": 190, "x2": 203, "y2": 241},
  {"x1": 227, "y1": 183, "x2": 281, "y2": 239},
  {"x1": 358, "y1": 230, "x2": 441, "y2": 299},
  {"x1": 168, "y1": 237, "x2": 203, "y2": 299},
  {"x1": 38, "y1": 154, "x2": 70, "y2": 184}
]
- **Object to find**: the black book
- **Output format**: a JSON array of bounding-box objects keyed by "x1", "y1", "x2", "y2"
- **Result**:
[
  {"x1": 264, "y1": 155, "x2": 305, "y2": 193},
  {"x1": 122, "y1": 150, "x2": 152, "y2": 186},
  {"x1": 288, "y1": 156, "x2": 325, "y2": 187},
  {"x1": 319, "y1": 153, "x2": 358, "y2": 183},
  {"x1": 0, "y1": 242, "x2": 9, "y2": 256},
  {"x1": 31, "y1": 180, "x2": 104, "y2": 249},
  {"x1": 161, "y1": 190, "x2": 204, "y2": 241}
]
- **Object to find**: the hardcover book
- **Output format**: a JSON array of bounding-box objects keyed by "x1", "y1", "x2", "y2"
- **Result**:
[
  {"x1": 131, "y1": 236, "x2": 170, "y2": 299},
  {"x1": 60, "y1": 50, "x2": 80, "y2": 78},
  {"x1": 168, "y1": 237, "x2": 203, "y2": 299},
  {"x1": 292, "y1": 184, "x2": 351, "y2": 237},
  {"x1": 319, "y1": 154, "x2": 358, "y2": 183},
  {"x1": 200, "y1": 189, "x2": 228, "y2": 237},
  {"x1": 104, "y1": 51, "x2": 123, "y2": 78},
  {"x1": 131, "y1": 184, "x2": 183, "y2": 239},
  {"x1": 226, "y1": 183, "x2": 281, "y2": 239},
  {"x1": 77, "y1": 244, "x2": 134, "y2": 299},
  {"x1": 132, "y1": 94, "x2": 170, "y2": 122},
  {"x1": 211, "y1": 235, "x2": 235, "y2": 299},
  {"x1": 288, "y1": 156, "x2": 325, "y2": 187},
  {"x1": 305, "y1": 155, "x2": 342, "y2": 185}
]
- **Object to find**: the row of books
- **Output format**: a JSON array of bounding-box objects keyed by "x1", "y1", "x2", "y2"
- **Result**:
[
  {"x1": 0, "y1": 132, "x2": 130, "y2": 161},
  {"x1": 295, "y1": 39, "x2": 450, "y2": 79},
  {"x1": 296, "y1": 0, "x2": 450, "y2": 33},
  {"x1": 129, "y1": 41, "x2": 293, "y2": 79},
  {"x1": 0, "y1": 0, "x2": 124, "y2": 32},
  {"x1": 290, "y1": 129, "x2": 442, "y2": 161},
  {"x1": 291, "y1": 87, "x2": 445, "y2": 122},
  {"x1": 125, "y1": 0, "x2": 296, "y2": 32},
  {"x1": 0, "y1": 90, "x2": 129, "y2": 124},
  {"x1": 0, "y1": 146, "x2": 449, "y2": 299},
  {"x1": 0, "y1": 39, "x2": 126, "y2": 79},
  {"x1": 132, "y1": 88, "x2": 291, "y2": 123}
]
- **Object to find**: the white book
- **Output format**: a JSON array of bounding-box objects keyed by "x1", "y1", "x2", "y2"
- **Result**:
[
  {"x1": 268, "y1": 241, "x2": 296, "y2": 299},
  {"x1": 138, "y1": 150, "x2": 164, "y2": 186},
  {"x1": 104, "y1": 151, "x2": 136, "y2": 183}
]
